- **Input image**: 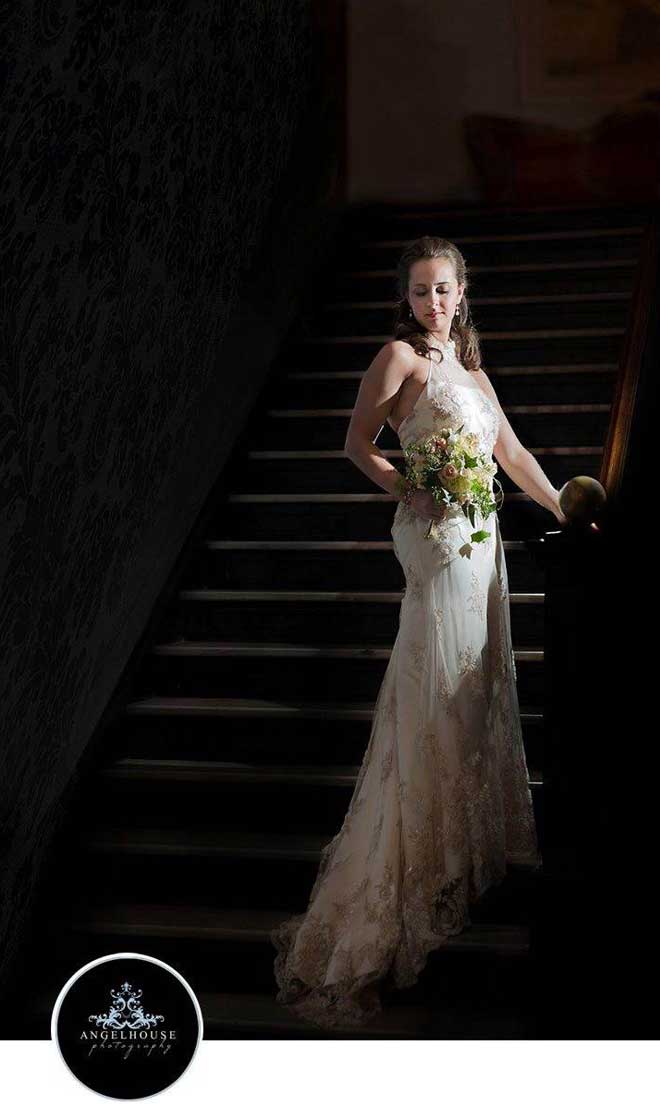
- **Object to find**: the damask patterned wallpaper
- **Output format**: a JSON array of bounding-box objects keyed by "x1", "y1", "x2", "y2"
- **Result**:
[{"x1": 0, "y1": 0, "x2": 334, "y2": 995}]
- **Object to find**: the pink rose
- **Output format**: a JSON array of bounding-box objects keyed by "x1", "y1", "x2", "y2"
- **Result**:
[{"x1": 443, "y1": 463, "x2": 457, "y2": 478}]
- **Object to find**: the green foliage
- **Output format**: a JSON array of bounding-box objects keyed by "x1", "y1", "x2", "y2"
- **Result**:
[{"x1": 399, "y1": 428, "x2": 504, "y2": 545}]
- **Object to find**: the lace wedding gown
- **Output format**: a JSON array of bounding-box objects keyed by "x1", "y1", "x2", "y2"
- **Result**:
[{"x1": 270, "y1": 337, "x2": 542, "y2": 1030}]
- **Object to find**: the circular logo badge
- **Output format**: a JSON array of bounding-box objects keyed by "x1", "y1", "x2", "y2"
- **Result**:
[{"x1": 51, "y1": 953, "x2": 203, "y2": 1100}]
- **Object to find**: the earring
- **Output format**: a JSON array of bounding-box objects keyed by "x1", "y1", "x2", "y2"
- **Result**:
[{"x1": 455, "y1": 305, "x2": 460, "y2": 317}]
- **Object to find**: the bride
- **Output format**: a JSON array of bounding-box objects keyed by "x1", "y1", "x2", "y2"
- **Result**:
[{"x1": 270, "y1": 235, "x2": 566, "y2": 1031}]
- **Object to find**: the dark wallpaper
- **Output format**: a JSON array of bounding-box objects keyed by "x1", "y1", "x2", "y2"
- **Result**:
[{"x1": 0, "y1": 0, "x2": 334, "y2": 993}]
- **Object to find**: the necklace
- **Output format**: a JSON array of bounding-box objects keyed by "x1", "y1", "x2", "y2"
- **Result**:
[{"x1": 426, "y1": 337, "x2": 454, "y2": 353}]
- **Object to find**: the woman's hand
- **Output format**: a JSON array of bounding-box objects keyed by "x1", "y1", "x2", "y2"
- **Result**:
[
  {"x1": 410, "y1": 489, "x2": 448, "y2": 522},
  {"x1": 549, "y1": 488, "x2": 569, "y2": 526}
]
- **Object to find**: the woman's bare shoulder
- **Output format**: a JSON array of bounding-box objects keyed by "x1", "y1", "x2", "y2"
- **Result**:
[
  {"x1": 363, "y1": 339, "x2": 417, "y2": 378},
  {"x1": 370, "y1": 339, "x2": 419, "y2": 376},
  {"x1": 387, "y1": 338, "x2": 420, "y2": 362}
]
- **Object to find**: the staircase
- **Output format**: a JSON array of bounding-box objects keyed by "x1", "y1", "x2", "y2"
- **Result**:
[{"x1": 18, "y1": 202, "x2": 646, "y2": 1040}]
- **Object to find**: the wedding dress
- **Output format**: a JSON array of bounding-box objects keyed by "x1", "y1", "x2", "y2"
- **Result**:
[{"x1": 270, "y1": 337, "x2": 542, "y2": 1030}]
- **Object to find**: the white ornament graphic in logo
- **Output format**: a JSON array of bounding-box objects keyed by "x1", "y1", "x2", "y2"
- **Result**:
[{"x1": 88, "y1": 981, "x2": 165, "y2": 1031}]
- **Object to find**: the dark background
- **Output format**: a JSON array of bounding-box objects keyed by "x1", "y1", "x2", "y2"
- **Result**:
[{"x1": 0, "y1": 0, "x2": 340, "y2": 997}]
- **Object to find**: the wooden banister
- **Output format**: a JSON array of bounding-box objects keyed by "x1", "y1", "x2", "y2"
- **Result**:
[{"x1": 600, "y1": 207, "x2": 660, "y2": 503}]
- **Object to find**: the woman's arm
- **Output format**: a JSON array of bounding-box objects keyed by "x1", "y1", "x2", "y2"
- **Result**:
[
  {"x1": 344, "y1": 342, "x2": 416, "y2": 500},
  {"x1": 500, "y1": 448, "x2": 565, "y2": 521},
  {"x1": 474, "y1": 368, "x2": 568, "y2": 523}
]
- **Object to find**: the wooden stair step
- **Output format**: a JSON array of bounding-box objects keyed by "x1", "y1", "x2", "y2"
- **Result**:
[
  {"x1": 197, "y1": 989, "x2": 535, "y2": 1038},
  {"x1": 205, "y1": 538, "x2": 529, "y2": 549},
  {"x1": 293, "y1": 327, "x2": 625, "y2": 344},
  {"x1": 287, "y1": 364, "x2": 618, "y2": 378},
  {"x1": 225, "y1": 491, "x2": 541, "y2": 502},
  {"x1": 322, "y1": 291, "x2": 630, "y2": 308},
  {"x1": 83, "y1": 826, "x2": 353, "y2": 859},
  {"x1": 69, "y1": 901, "x2": 531, "y2": 956},
  {"x1": 97, "y1": 757, "x2": 543, "y2": 788},
  {"x1": 150, "y1": 639, "x2": 544, "y2": 662},
  {"x1": 82, "y1": 826, "x2": 544, "y2": 864},
  {"x1": 125, "y1": 695, "x2": 544, "y2": 722},
  {"x1": 171, "y1": 594, "x2": 544, "y2": 608},
  {"x1": 339, "y1": 259, "x2": 636, "y2": 274},
  {"x1": 352, "y1": 225, "x2": 645, "y2": 244},
  {"x1": 246, "y1": 445, "x2": 604, "y2": 455},
  {"x1": 265, "y1": 403, "x2": 611, "y2": 416}
]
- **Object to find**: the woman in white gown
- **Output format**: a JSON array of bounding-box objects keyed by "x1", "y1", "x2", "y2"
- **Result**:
[{"x1": 270, "y1": 236, "x2": 566, "y2": 1030}]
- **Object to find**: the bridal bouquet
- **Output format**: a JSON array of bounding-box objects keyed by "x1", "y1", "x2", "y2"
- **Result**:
[{"x1": 395, "y1": 425, "x2": 503, "y2": 544}]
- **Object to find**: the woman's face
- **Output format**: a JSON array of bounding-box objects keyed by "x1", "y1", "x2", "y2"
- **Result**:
[{"x1": 407, "y1": 257, "x2": 464, "y2": 336}]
